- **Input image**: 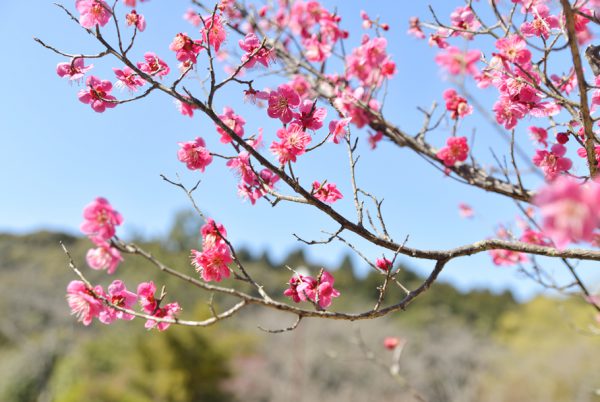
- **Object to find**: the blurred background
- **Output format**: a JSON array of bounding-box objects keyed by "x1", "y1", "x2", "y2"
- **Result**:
[{"x1": 1, "y1": 0, "x2": 600, "y2": 400}]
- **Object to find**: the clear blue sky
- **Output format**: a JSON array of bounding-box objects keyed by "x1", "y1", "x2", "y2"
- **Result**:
[{"x1": 1, "y1": 0, "x2": 598, "y2": 301}]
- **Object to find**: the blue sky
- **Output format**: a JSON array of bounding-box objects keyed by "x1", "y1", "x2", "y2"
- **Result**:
[{"x1": 1, "y1": 0, "x2": 598, "y2": 301}]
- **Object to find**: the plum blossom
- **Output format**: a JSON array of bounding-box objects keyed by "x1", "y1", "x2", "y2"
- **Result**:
[
  {"x1": 137, "y1": 52, "x2": 170, "y2": 78},
  {"x1": 78, "y1": 75, "x2": 117, "y2": 113},
  {"x1": 437, "y1": 136, "x2": 469, "y2": 167},
  {"x1": 284, "y1": 271, "x2": 340, "y2": 309},
  {"x1": 137, "y1": 281, "x2": 180, "y2": 331},
  {"x1": 66, "y1": 280, "x2": 104, "y2": 326},
  {"x1": 345, "y1": 35, "x2": 396, "y2": 88},
  {"x1": 529, "y1": 126, "x2": 548, "y2": 147},
  {"x1": 201, "y1": 13, "x2": 227, "y2": 52},
  {"x1": 532, "y1": 144, "x2": 572, "y2": 181},
  {"x1": 449, "y1": 6, "x2": 481, "y2": 39},
  {"x1": 270, "y1": 123, "x2": 311, "y2": 164},
  {"x1": 520, "y1": 5, "x2": 559, "y2": 39},
  {"x1": 56, "y1": 58, "x2": 93, "y2": 80},
  {"x1": 407, "y1": 17, "x2": 425, "y2": 39},
  {"x1": 329, "y1": 117, "x2": 351, "y2": 144},
  {"x1": 183, "y1": 8, "x2": 201, "y2": 26},
  {"x1": 177, "y1": 137, "x2": 212, "y2": 172},
  {"x1": 312, "y1": 181, "x2": 343, "y2": 203},
  {"x1": 458, "y1": 203, "x2": 474, "y2": 218},
  {"x1": 86, "y1": 241, "x2": 123, "y2": 274},
  {"x1": 169, "y1": 33, "x2": 202, "y2": 63},
  {"x1": 191, "y1": 243, "x2": 232, "y2": 282},
  {"x1": 495, "y1": 34, "x2": 531, "y2": 65},
  {"x1": 216, "y1": 107, "x2": 246, "y2": 143},
  {"x1": 80, "y1": 197, "x2": 123, "y2": 242},
  {"x1": 125, "y1": 10, "x2": 146, "y2": 31},
  {"x1": 98, "y1": 280, "x2": 137, "y2": 324},
  {"x1": 144, "y1": 302, "x2": 181, "y2": 331},
  {"x1": 267, "y1": 85, "x2": 301, "y2": 123},
  {"x1": 534, "y1": 177, "x2": 600, "y2": 248},
  {"x1": 175, "y1": 98, "x2": 197, "y2": 117},
  {"x1": 76, "y1": 0, "x2": 112, "y2": 28},
  {"x1": 113, "y1": 66, "x2": 145, "y2": 91},
  {"x1": 137, "y1": 281, "x2": 158, "y2": 313},
  {"x1": 375, "y1": 257, "x2": 392, "y2": 271},
  {"x1": 239, "y1": 32, "x2": 274, "y2": 68},
  {"x1": 294, "y1": 100, "x2": 327, "y2": 131},
  {"x1": 443, "y1": 89, "x2": 472, "y2": 119},
  {"x1": 368, "y1": 131, "x2": 384, "y2": 149},
  {"x1": 384, "y1": 337, "x2": 401, "y2": 350},
  {"x1": 122, "y1": 0, "x2": 148, "y2": 7},
  {"x1": 435, "y1": 46, "x2": 480, "y2": 76}
]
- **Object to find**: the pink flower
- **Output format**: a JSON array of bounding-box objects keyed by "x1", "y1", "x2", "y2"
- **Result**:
[
  {"x1": 175, "y1": 98, "x2": 197, "y2": 117},
  {"x1": 302, "y1": 35, "x2": 333, "y2": 62},
  {"x1": 98, "y1": 280, "x2": 137, "y2": 324},
  {"x1": 56, "y1": 58, "x2": 93, "y2": 80},
  {"x1": 551, "y1": 70, "x2": 577, "y2": 95},
  {"x1": 137, "y1": 281, "x2": 158, "y2": 313},
  {"x1": 435, "y1": 46, "x2": 480, "y2": 76},
  {"x1": 137, "y1": 52, "x2": 170, "y2": 78},
  {"x1": 78, "y1": 75, "x2": 117, "y2": 113},
  {"x1": 368, "y1": 131, "x2": 384, "y2": 149},
  {"x1": 383, "y1": 337, "x2": 400, "y2": 350},
  {"x1": 375, "y1": 257, "x2": 392, "y2": 271},
  {"x1": 125, "y1": 10, "x2": 146, "y2": 31},
  {"x1": 532, "y1": 144, "x2": 572, "y2": 181},
  {"x1": 489, "y1": 248, "x2": 528, "y2": 266},
  {"x1": 80, "y1": 197, "x2": 123, "y2": 242},
  {"x1": 200, "y1": 218, "x2": 227, "y2": 249},
  {"x1": 201, "y1": 14, "x2": 227, "y2": 52},
  {"x1": 312, "y1": 181, "x2": 343, "y2": 203},
  {"x1": 191, "y1": 243, "x2": 232, "y2": 282},
  {"x1": 529, "y1": 126, "x2": 548, "y2": 147},
  {"x1": 520, "y1": 5, "x2": 559, "y2": 38},
  {"x1": 407, "y1": 17, "x2": 425, "y2": 39},
  {"x1": 76, "y1": 0, "x2": 112, "y2": 28},
  {"x1": 294, "y1": 100, "x2": 327, "y2": 131},
  {"x1": 450, "y1": 6, "x2": 481, "y2": 39},
  {"x1": 443, "y1": 89, "x2": 472, "y2": 119},
  {"x1": 239, "y1": 33, "x2": 275, "y2": 68},
  {"x1": 113, "y1": 66, "x2": 145, "y2": 91},
  {"x1": 267, "y1": 84, "x2": 301, "y2": 123},
  {"x1": 286, "y1": 271, "x2": 340, "y2": 309},
  {"x1": 519, "y1": 228, "x2": 550, "y2": 246},
  {"x1": 169, "y1": 33, "x2": 202, "y2": 63},
  {"x1": 216, "y1": 107, "x2": 246, "y2": 143},
  {"x1": 66, "y1": 280, "x2": 104, "y2": 326},
  {"x1": 437, "y1": 136, "x2": 469, "y2": 167},
  {"x1": 328, "y1": 117, "x2": 351, "y2": 144},
  {"x1": 184, "y1": 8, "x2": 201, "y2": 27},
  {"x1": 86, "y1": 241, "x2": 123, "y2": 274},
  {"x1": 145, "y1": 302, "x2": 181, "y2": 331},
  {"x1": 534, "y1": 177, "x2": 600, "y2": 248},
  {"x1": 345, "y1": 36, "x2": 395, "y2": 88},
  {"x1": 177, "y1": 137, "x2": 213, "y2": 172},
  {"x1": 493, "y1": 96, "x2": 528, "y2": 130},
  {"x1": 270, "y1": 123, "x2": 311, "y2": 164},
  {"x1": 458, "y1": 203, "x2": 474, "y2": 218},
  {"x1": 495, "y1": 34, "x2": 531, "y2": 65}
]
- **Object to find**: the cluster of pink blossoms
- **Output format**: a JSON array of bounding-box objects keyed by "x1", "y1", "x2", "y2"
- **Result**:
[
  {"x1": 532, "y1": 144, "x2": 572, "y2": 181},
  {"x1": 443, "y1": 89, "x2": 472, "y2": 120},
  {"x1": 81, "y1": 197, "x2": 124, "y2": 273},
  {"x1": 227, "y1": 145, "x2": 280, "y2": 205},
  {"x1": 345, "y1": 35, "x2": 396, "y2": 88},
  {"x1": 191, "y1": 219, "x2": 233, "y2": 282},
  {"x1": 437, "y1": 136, "x2": 469, "y2": 167},
  {"x1": 67, "y1": 279, "x2": 136, "y2": 326},
  {"x1": 137, "y1": 281, "x2": 181, "y2": 330},
  {"x1": 284, "y1": 271, "x2": 340, "y2": 309}
]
